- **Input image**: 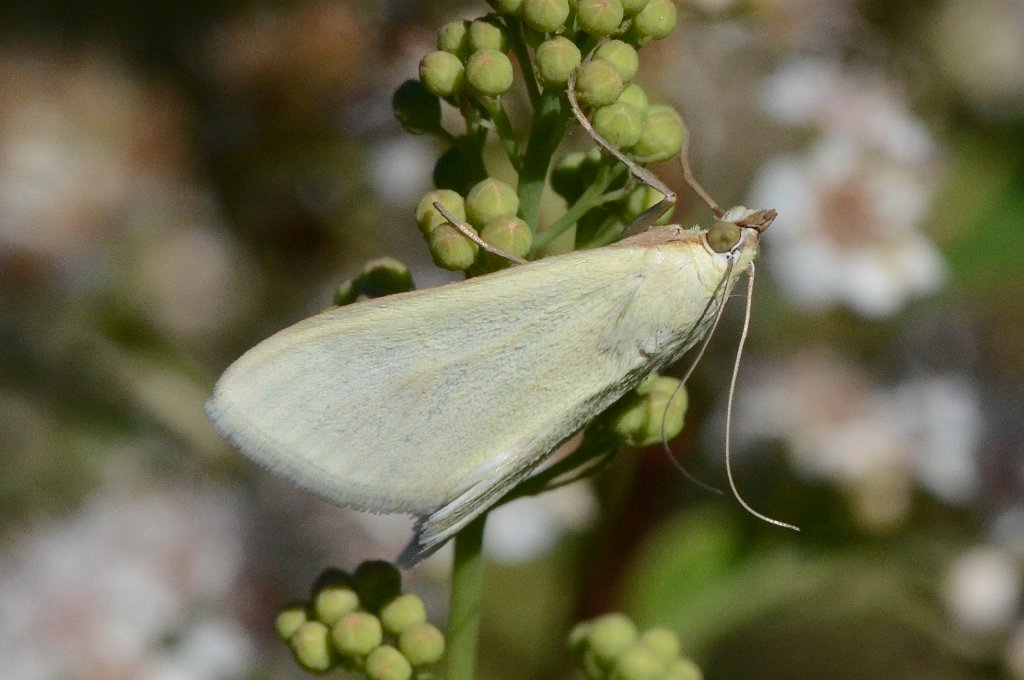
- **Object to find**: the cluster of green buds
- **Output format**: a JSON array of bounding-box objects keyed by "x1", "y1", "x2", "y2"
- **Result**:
[
  {"x1": 607, "y1": 373, "x2": 687, "y2": 446},
  {"x1": 392, "y1": 0, "x2": 689, "y2": 274},
  {"x1": 570, "y1": 613, "x2": 702, "y2": 680},
  {"x1": 276, "y1": 561, "x2": 445, "y2": 679}
]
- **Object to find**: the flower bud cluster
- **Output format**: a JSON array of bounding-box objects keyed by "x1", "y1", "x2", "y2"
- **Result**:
[
  {"x1": 570, "y1": 613, "x2": 703, "y2": 680},
  {"x1": 277, "y1": 562, "x2": 445, "y2": 679}
]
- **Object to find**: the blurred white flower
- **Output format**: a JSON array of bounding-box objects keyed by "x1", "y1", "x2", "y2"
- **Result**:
[
  {"x1": 0, "y1": 483, "x2": 254, "y2": 680},
  {"x1": 943, "y1": 546, "x2": 1022, "y2": 634},
  {"x1": 732, "y1": 351, "x2": 982, "y2": 529},
  {"x1": 484, "y1": 483, "x2": 597, "y2": 564},
  {"x1": 750, "y1": 59, "x2": 946, "y2": 318}
]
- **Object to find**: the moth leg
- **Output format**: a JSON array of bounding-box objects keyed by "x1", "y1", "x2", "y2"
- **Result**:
[
  {"x1": 433, "y1": 201, "x2": 529, "y2": 265},
  {"x1": 567, "y1": 67, "x2": 677, "y2": 232}
]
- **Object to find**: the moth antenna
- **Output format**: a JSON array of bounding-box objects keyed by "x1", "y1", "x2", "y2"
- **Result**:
[
  {"x1": 656, "y1": 259, "x2": 739, "y2": 495},
  {"x1": 567, "y1": 66, "x2": 677, "y2": 232},
  {"x1": 433, "y1": 202, "x2": 528, "y2": 265},
  {"x1": 725, "y1": 263, "x2": 800, "y2": 531},
  {"x1": 678, "y1": 141, "x2": 724, "y2": 218}
]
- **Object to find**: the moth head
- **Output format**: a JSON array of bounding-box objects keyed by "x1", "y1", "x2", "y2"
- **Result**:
[{"x1": 705, "y1": 205, "x2": 777, "y2": 254}]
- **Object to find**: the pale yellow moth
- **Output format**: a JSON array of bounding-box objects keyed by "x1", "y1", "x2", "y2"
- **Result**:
[{"x1": 206, "y1": 73, "x2": 782, "y2": 566}]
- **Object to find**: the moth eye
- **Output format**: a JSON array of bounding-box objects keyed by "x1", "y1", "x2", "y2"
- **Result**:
[{"x1": 706, "y1": 220, "x2": 741, "y2": 253}]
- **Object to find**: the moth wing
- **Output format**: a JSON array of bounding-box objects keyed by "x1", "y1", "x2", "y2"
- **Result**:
[{"x1": 208, "y1": 246, "x2": 663, "y2": 555}]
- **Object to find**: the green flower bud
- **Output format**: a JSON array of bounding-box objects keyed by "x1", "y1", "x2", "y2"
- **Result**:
[
  {"x1": 665, "y1": 657, "x2": 703, "y2": 680},
  {"x1": 595, "y1": 39, "x2": 639, "y2": 82},
  {"x1": 466, "y1": 178, "x2": 519, "y2": 226},
  {"x1": 535, "y1": 37, "x2": 582, "y2": 89},
  {"x1": 588, "y1": 613, "x2": 638, "y2": 668},
  {"x1": 437, "y1": 20, "x2": 471, "y2": 60},
  {"x1": 612, "y1": 642, "x2": 668, "y2": 680},
  {"x1": 430, "y1": 223, "x2": 480, "y2": 270},
  {"x1": 331, "y1": 611, "x2": 384, "y2": 657},
  {"x1": 523, "y1": 0, "x2": 571, "y2": 33},
  {"x1": 311, "y1": 567, "x2": 352, "y2": 595},
  {"x1": 354, "y1": 560, "x2": 402, "y2": 612},
  {"x1": 466, "y1": 48, "x2": 515, "y2": 96},
  {"x1": 593, "y1": 101, "x2": 643, "y2": 149},
  {"x1": 481, "y1": 216, "x2": 533, "y2": 259},
  {"x1": 276, "y1": 605, "x2": 309, "y2": 641},
  {"x1": 620, "y1": 0, "x2": 650, "y2": 15},
  {"x1": 433, "y1": 146, "x2": 484, "y2": 195},
  {"x1": 488, "y1": 0, "x2": 525, "y2": 15},
  {"x1": 359, "y1": 257, "x2": 415, "y2": 298},
  {"x1": 392, "y1": 80, "x2": 442, "y2": 136},
  {"x1": 621, "y1": 184, "x2": 670, "y2": 223},
  {"x1": 314, "y1": 585, "x2": 360, "y2": 626},
  {"x1": 639, "y1": 627, "x2": 681, "y2": 661},
  {"x1": 578, "y1": 0, "x2": 625, "y2": 36},
  {"x1": 290, "y1": 621, "x2": 334, "y2": 672},
  {"x1": 398, "y1": 622, "x2": 446, "y2": 666},
  {"x1": 628, "y1": 0, "x2": 677, "y2": 43},
  {"x1": 632, "y1": 104, "x2": 686, "y2": 162},
  {"x1": 469, "y1": 18, "x2": 510, "y2": 53},
  {"x1": 380, "y1": 593, "x2": 428, "y2": 636},
  {"x1": 616, "y1": 83, "x2": 649, "y2": 112},
  {"x1": 416, "y1": 189, "x2": 466, "y2": 236},
  {"x1": 611, "y1": 374, "x2": 686, "y2": 446},
  {"x1": 575, "y1": 58, "x2": 625, "y2": 107},
  {"x1": 420, "y1": 50, "x2": 465, "y2": 97},
  {"x1": 365, "y1": 645, "x2": 413, "y2": 680},
  {"x1": 568, "y1": 621, "x2": 592, "y2": 657}
]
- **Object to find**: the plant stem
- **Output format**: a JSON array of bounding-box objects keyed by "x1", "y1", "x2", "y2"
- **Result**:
[
  {"x1": 517, "y1": 91, "x2": 568, "y2": 230},
  {"x1": 446, "y1": 514, "x2": 487, "y2": 680}
]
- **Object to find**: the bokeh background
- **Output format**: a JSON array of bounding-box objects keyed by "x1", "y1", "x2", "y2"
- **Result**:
[{"x1": 1, "y1": 1, "x2": 1023, "y2": 678}]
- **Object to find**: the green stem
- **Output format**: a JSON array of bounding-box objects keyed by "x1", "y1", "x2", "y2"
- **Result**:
[
  {"x1": 508, "y1": 18, "x2": 541, "y2": 109},
  {"x1": 479, "y1": 97, "x2": 519, "y2": 171},
  {"x1": 530, "y1": 161, "x2": 627, "y2": 254},
  {"x1": 517, "y1": 91, "x2": 568, "y2": 230},
  {"x1": 445, "y1": 515, "x2": 487, "y2": 680}
]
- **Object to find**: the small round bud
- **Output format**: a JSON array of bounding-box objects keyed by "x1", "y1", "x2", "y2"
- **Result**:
[
  {"x1": 481, "y1": 216, "x2": 533, "y2": 259},
  {"x1": 416, "y1": 189, "x2": 466, "y2": 235},
  {"x1": 621, "y1": 184, "x2": 671, "y2": 223},
  {"x1": 568, "y1": 621, "x2": 592, "y2": 657},
  {"x1": 314, "y1": 585, "x2": 360, "y2": 626},
  {"x1": 392, "y1": 80, "x2": 442, "y2": 136},
  {"x1": 535, "y1": 37, "x2": 582, "y2": 88},
  {"x1": 639, "y1": 627, "x2": 681, "y2": 661},
  {"x1": 380, "y1": 593, "x2": 428, "y2": 636},
  {"x1": 466, "y1": 48, "x2": 515, "y2": 96},
  {"x1": 575, "y1": 58, "x2": 625, "y2": 107},
  {"x1": 398, "y1": 622, "x2": 446, "y2": 666},
  {"x1": 523, "y1": 0, "x2": 571, "y2": 33},
  {"x1": 578, "y1": 0, "x2": 625, "y2": 37},
  {"x1": 331, "y1": 611, "x2": 383, "y2": 657},
  {"x1": 613, "y1": 642, "x2": 668, "y2": 680},
  {"x1": 430, "y1": 223, "x2": 480, "y2": 270},
  {"x1": 593, "y1": 101, "x2": 643, "y2": 149},
  {"x1": 420, "y1": 50, "x2": 465, "y2": 97},
  {"x1": 706, "y1": 220, "x2": 741, "y2": 253},
  {"x1": 620, "y1": 0, "x2": 650, "y2": 14},
  {"x1": 588, "y1": 613, "x2": 639, "y2": 667},
  {"x1": 437, "y1": 20, "x2": 471, "y2": 60},
  {"x1": 665, "y1": 657, "x2": 703, "y2": 680},
  {"x1": 617, "y1": 83, "x2": 649, "y2": 112},
  {"x1": 360, "y1": 257, "x2": 415, "y2": 298},
  {"x1": 365, "y1": 645, "x2": 413, "y2": 680},
  {"x1": 469, "y1": 18, "x2": 510, "y2": 53},
  {"x1": 433, "y1": 147, "x2": 483, "y2": 195},
  {"x1": 466, "y1": 178, "x2": 519, "y2": 226},
  {"x1": 311, "y1": 567, "x2": 353, "y2": 596},
  {"x1": 629, "y1": 0, "x2": 677, "y2": 42},
  {"x1": 290, "y1": 621, "x2": 334, "y2": 672},
  {"x1": 632, "y1": 104, "x2": 686, "y2": 162},
  {"x1": 276, "y1": 605, "x2": 309, "y2": 641},
  {"x1": 595, "y1": 40, "x2": 639, "y2": 82},
  {"x1": 354, "y1": 560, "x2": 402, "y2": 613},
  {"x1": 488, "y1": 0, "x2": 524, "y2": 15},
  {"x1": 611, "y1": 374, "x2": 686, "y2": 446}
]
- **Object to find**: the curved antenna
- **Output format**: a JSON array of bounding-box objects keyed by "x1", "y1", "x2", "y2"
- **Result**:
[{"x1": 725, "y1": 262, "x2": 800, "y2": 531}]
